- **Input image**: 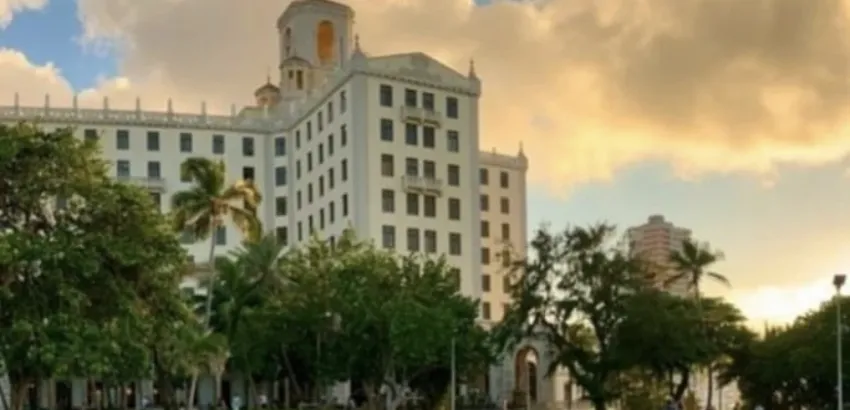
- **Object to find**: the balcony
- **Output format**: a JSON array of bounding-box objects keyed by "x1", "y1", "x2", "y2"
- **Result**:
[
  {"x1": 117, "y1": 176, "x2": 167, "y2": 192},
  {"x1": 400, "y1": 106, "x2": 443, "y2": 127},
  {"x1": 402, "y1": 175, "x2": 443, "y2": 196}
]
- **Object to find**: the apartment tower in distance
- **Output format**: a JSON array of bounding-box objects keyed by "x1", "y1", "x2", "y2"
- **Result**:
[{"x1": 626, "y1": 215, "x2": 692, "y2": 296}]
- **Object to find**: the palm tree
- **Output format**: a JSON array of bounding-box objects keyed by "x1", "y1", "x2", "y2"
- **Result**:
[
  {"x1": 666, "y1": 238, "x2": 729, "y2": 410},
  {"x1": 171, "y1": 157, "x2": 262, "y2": 328}
]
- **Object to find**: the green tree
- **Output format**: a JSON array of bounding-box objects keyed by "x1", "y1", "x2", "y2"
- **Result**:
[
  {"x1": 497, "y1": 224, "x2": 650, "y2": 410},
  {"x1": 0, "y1": 123, "x2": 188, "y2": 410},
  {"x1": 667, "y1": 238, "x2": 730, "y2": 409}
]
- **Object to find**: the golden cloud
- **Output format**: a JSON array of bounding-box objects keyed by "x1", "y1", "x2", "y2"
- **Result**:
[{"x1": 2, "y1": 0, "x2": 850, "y2": 189}]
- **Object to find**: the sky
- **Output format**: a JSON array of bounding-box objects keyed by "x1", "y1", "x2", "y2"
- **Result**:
[{"x1": 1, "y1": 0, "x2": 849, "y2": 326}]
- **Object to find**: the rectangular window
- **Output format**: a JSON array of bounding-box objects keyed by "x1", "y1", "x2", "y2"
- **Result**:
[
  {"x1": 405, "y1": 158, "x2": 418, "y2": 176},
  {"x1": 215, "y1": 226, "x2": 227, "y2": 245},
  {"x1": 446, "y1": 97, "x2": 459, "y2": 118},
  {"x1": 448, "y1": 198, "x2": 461, "y2": 220},
  {"x1": 423, "y1": 126, "x2": 435, "y2": 148},
  {"x1": 382, "y1": 189, "x2": 395, "y2": 213},
  {"x1": 307, "y1": 121, "x2": 313, "y2": 140},
  {"x1": 480, "y1": 195, "x2": 489, "y2": 212},
  {"x1": 319, "y1": 176, "x2": 325, "y2": 196},
  {"x1": 146, "y1": 131, "x2": 160, "y2": 151},
  {"x1": 319, "y1": 143, "x2": 325, "y2": 163},
  {"x1": 482, "y1": 302, "x2": 491, "y2": 320},
  {"x1": 342, "y1": 194, "x2": 349, "y2": 216},
  {"x1": 406, "y1": 193, "x2": 419, "y2": 216},
  {"x1": 500, "y1": 197, "x2": 510, "y2": 214},
  {"x1": 341, "y1": 124, "x2": 348, "y2": 146},
  {"x1": 500, "y1": 171, "x2": 510, "y2": 188},
  {"x1": 423, "y1": 160, "x2": 436, "y2": 178},
  {"x1": 213, "y1": 134, "x2": 225, "y2": 154},
  {"x1": 147, "y1": 161, "x2": 161, "y2": 178},
  {"x1": 481, "y1": 221, "x2": 490, "y2": 238},
  {"x1": 341, "y1": 159, "x2": 348, "y2": 181},
  {"x1": 340, "y1": 90, "x2": 347, "y2": 113},
  {"x1": 275, "y1": 197, "x2": 288, "y2": 216},
  {"x1": 180, "y1": 132, "x2": 193, "y2": 153},
  {"x1": 381, "y1": 154, "x2": 394, "y2": 176},
  {"x1": 479, "y1": 168, "x2": 489, "y2": 185},
  {"x1": 447, "y1": 164, "x2": 460, "y2": 186},
  {"x1": 423, "y1": 92, "x2": 435, "y2": 110},
  {"x1": 116, "y1": 160, "x2": 130, "y2": 177},
  {"x1": 382, "y1": 225, "x2": 396, "y2": 249},
  {"x1": 481, "y1": 248, "x2": 491, "y2": 265},
  {"x1": 84, "y1": 128, "x2": 98, "y2": 142},
  {"x1": 407, "y1": 228, "x2": 420, "y2": 252},
  {"x1": 424, "y1": 230, "x2": 437, "y2": 253},
  {"x1": 242, "y1": 136, "x2": 255, "y2": 156},
  {"x1": 405, "y1": 123, "x2": 418, "y2": 146},
  {"x1": 405, "y1": 88, "x2": 417, "y2": 107},
  {"x1": 328, "y1": 134, "x2": 335, "y2": 156},
  {"x1": 276, "y1": 227, "x2": 288, "y2": 246},
  {"x1": 327, "y1": 102, "x2": 334, "y2": 122},
  {"x1": 275, "y1": 166, "x2": 287, "y2": 186},
  {"x1": 296, "y1": 131, "x2": 301, "y2": 149},
  {"x1": 307, "y1": 152, "x2": 313, "y2": 171},
  {"x1": 116, "y1": 130, "x2": 130, "y2": 150},
  {"x1": 318, "y1": 112, "x2": 324, "y2": 132},
  {"x1": 447, "y1": 130, "x2": 459, "y2": 152},
  {"x1": 242, "y1": 167, "x2": 255, "y2": 181},
  {"x1": 379, "y1": 84, "x2": 393, "y2": 107},
  {"x1": 275, "y1": 137, "x2": 287, "y2": 156},
  {"x1": 380, "y1": 119, "x2": 394, "y2": 141},
  {"x1": 449, "y1": 233, "x2": 462, "y2": 255},
  {"x1": 502, "y1": 223, "x2": 511, "y2": 240},
  {"x1": 482, "y1": 274, "x2": 491, "y2": 292},
  {"x1": 423, "y1": 195, "x2": 436, "y2": 218}
]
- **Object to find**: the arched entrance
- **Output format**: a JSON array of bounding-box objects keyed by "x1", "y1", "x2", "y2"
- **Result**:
[{"x1": 513, "y1": 346, "x2": 539, "y2": 404}]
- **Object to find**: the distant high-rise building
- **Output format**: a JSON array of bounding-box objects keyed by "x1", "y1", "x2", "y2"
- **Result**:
[{"x1": 626, "y1": 214, "x2": 692, "y2": 295}]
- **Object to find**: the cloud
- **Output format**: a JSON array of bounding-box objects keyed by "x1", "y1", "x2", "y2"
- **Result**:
[
  {"x1": 3, "y1": 0, "x2": 850, "y2": 189},
  {"x1": 0, "y1": 0, "x2": 47, "y2": 28}
]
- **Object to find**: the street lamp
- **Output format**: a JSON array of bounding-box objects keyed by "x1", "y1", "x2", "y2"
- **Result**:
[{"x1": 835, "y1": 273, "x2": 846, "y2": 410}]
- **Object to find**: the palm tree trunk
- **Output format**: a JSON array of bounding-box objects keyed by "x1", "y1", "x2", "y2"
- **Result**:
[
  {"x1": 187, "y1": 373, "x2": 199, "y2": 410},
  {"x1": 705, "y1": 366, "x2": 714, "y2": 410},
  {"x1": 189, "y1": 238, "x2": 218, "y2": 410}
]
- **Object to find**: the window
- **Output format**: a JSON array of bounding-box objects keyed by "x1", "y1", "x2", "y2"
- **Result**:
[
  {"x1": 380, "y1": 119, "x2": 394, "y2": 141},
  {"x1": 276, "y1": 227, "x2": 288, "y2": 246},
  {"x1": 481, "y1": 221, "x2": 490, "y2": 238},
  {"x1": 481, "y1": 302, "x2": 491, "y2": 320},
  {"x1": 423, "y1": 92, "x2": 435, "y2": 110},
  {"x1": 379, "y1": 84, "x2": 393, "y2": 107},
  {"x1": 480, "y1": 195, "x2": 489, "y2": 212},
  {"x1": 342, "y1": 194, "x2": 349, "y2": 216},
  {"x1": 318, "y1": 112, "x2": 324, "y2": 132},
  {"x1": 297, "y1": 191, "x2": 302, "y2": 209},
  {"x1": 481, "y1": 248, "x2": 491, "y2": 265},
  {"x1": 319, "y1": 143, "x2": 325, "y2": 163},
  {"x1": 449, "y1": 233, "x2": 462, "y2": 255},
  {"x1": 500, "y1": 197, "x2": 510, "y2": 214},
  {"x1": 215, "y1": 226, "x2": 227, "y2": 245},
  {"x1": 275, "y1": 197, "x2": 288, "y2": 216},
  {"x1": 275, "y1": 166, "x2": 287, "y2": 186},
  {"x1": 423, "y1": 126, "x2": 435, "y2": 148},
  {"x1": 328, "y1": 134, "x2": 335, "y2": 156},
  {"x1": 116, "y1": 130, "x2": 129, "y2": 150},
  {"x1": 180, "y1": 132, "x2": 193, "y2": 153},
  {"x1": 502, "y1": 223, "x2": 511, "y2": 240},
  {"x1": 405, "y1": 124, "x2": 418, "y2": 146},
  {"x1": 448, "y1": 198, "x2": 461, "y2": 220},
  {"x1": 297, "y1": 222, "x2": 303, "y2": 241},
  {"x1": 307, "y1": 121, "x2": 313, "y2": 140},
  {"x1": 446, "y1": 97, "x2": 459, "y2": 118},
  {"x1": 242, "y1": 167, "x2": 255, "y2": 181},
  {"x1": 329, "y1": 168, "x2": 335, "y2": 188},
  {"x1": 341, "y1": 124, "x2": 348, "y2": 145},
  {"x1": 407, "y1": 228, "x2": 420, "y2": 252},
  {"x1": 242, "y1": 136, "x2": 254, "y2": 156},
  {"x1": 147, "y1": 161, "x2": 161, "y2": 178},
  {"x1": 340, "y1": 90, "x2": 347, "y2": 113},
  {"x1": 404, "y1": 88, "x2": 417, "y2": 107},
  {"x1": 423, "y1": 160, "x2": 436, "y2": 178},
  {"x1": 447, "y1": 130, "x2": 459, "y2": 152},
  {"x1": 479, "y1": 168, "x2": 489, "y2": 185},
  {"x1": 307, "y1": 152, "x2": 313, "y2": 171},
  {"x1": 341, "y1": 159, "x2": 348, "y2": 181},
  {"x1": 327, "y1": 102, "x2": 334, "y2": 123},
  {"x1": 405, "y1": 158, "x2": 418, "y2": 176},
  {"x1": 84, "y1": 128, "x2": 98, "y2": 142},
  {"x1": 447, "y1": 164, "x2": 460, "y2": 186},
  {"x1": 329, "y1": 202, "x2": 336, "y2": 223},
  {"x1": 296, "y1": 131, "x2": 301, "y2": 149},
  {"x1": 116, "y1": 160, "x2": 130, "y2": 177},
  {"x1": 423, "y1": 195, "x2": 436, "y2": 217},
  {"x1": 146, "y1": 131, "x2": 160, "y2": 151},
  {"x1": 424, "y1": 230, "x2": 437, "y2": 253},
  {"x1": 501, "y1": 250, "x2": 512, "y2": 268},
  {"x1": 381, "y1": 154, "x2": 394, "y2": 176},
  {"x1": 500, "y1": 171, "x2": 510, "y2": 188},
  {"x1": 482, "y1": 274, "x2": 491, "y2": 292},
  {"x1": 308, "y1": 184, "x2": 314, "y2": 203},
  {"x1": 213, "y1": 134, "x2": 225, "y2": 154},
  {"x1": 319, "y1": 176, "x2": 325, "y2": 196},
  {"x1": 275, "y1": 137, "x2": 287, "y2": 156},
  {"x1": 503, "y1": 276, "x2": 511, "y2": 292},
  {"x1": 406, "y1": 193, "x2": 419, "y2": 216},
  {"x1": 382, "y1": 189, "x2": 395, "y2": 213},
  {"x1": 150, "y1": 192, "x2": 161, "y2": 209},
  {"x1": 296, "y1": 161, "x2": 302, "y2": 179},
  {"x1": 382, "y1": 225, "x2": 396, "y2": 249}
]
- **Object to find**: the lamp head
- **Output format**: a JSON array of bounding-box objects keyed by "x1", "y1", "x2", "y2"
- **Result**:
[{"x1": 834, "y1": 274, "x2": 847, "y2": 290}]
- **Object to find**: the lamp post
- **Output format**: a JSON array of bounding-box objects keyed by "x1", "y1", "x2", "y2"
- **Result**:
[
  {"x1": 450, "y1": 337, "x2": 456, "y2": 410},
  {"x1": 835, "y1": 273, "x2": 846, "y2": 410}
]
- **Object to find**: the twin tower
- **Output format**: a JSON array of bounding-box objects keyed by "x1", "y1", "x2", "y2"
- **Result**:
[{"x1": 255, "y1": 0, "x2": 355, "y2": 107}]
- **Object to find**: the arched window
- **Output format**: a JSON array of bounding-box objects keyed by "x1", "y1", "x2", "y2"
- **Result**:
[
  {"x1": 284, "y1": 27, "x2": 292, "y2": 57},
  {"x1": 316, "y1": 20, "x2": 335, "y2": 65}
]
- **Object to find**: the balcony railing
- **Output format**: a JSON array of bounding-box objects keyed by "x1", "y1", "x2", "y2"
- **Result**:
[
  {"x1": 402, "y1": 175, "x2": 443, "y2": 196},
  {"x1": 400, "y1": 106, "x2": 443, "y2": 127},
  {"x1": 116, "y1": 176, "x2": 167, "y2": 192}
]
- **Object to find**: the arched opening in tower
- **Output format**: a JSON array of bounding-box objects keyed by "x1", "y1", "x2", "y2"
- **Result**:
[
  {"x1": 513, "y1": 346, "x2": 540, "y2": 404},
  {"x1": 317, "y1": 20, "x2": 335, "y2": 65}
]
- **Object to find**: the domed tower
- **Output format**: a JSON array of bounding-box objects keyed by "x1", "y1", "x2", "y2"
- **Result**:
[
  {"x1": 254, "y1": 75, "x2": 281, "y2": 107},
  {"x1": 276, "y1": 0, "x2": 354, "y2": 94}
]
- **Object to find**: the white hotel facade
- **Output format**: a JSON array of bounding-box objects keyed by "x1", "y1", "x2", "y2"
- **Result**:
[{"x1": 0, "y1": 0, "x2": 543, "y2": 408}]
